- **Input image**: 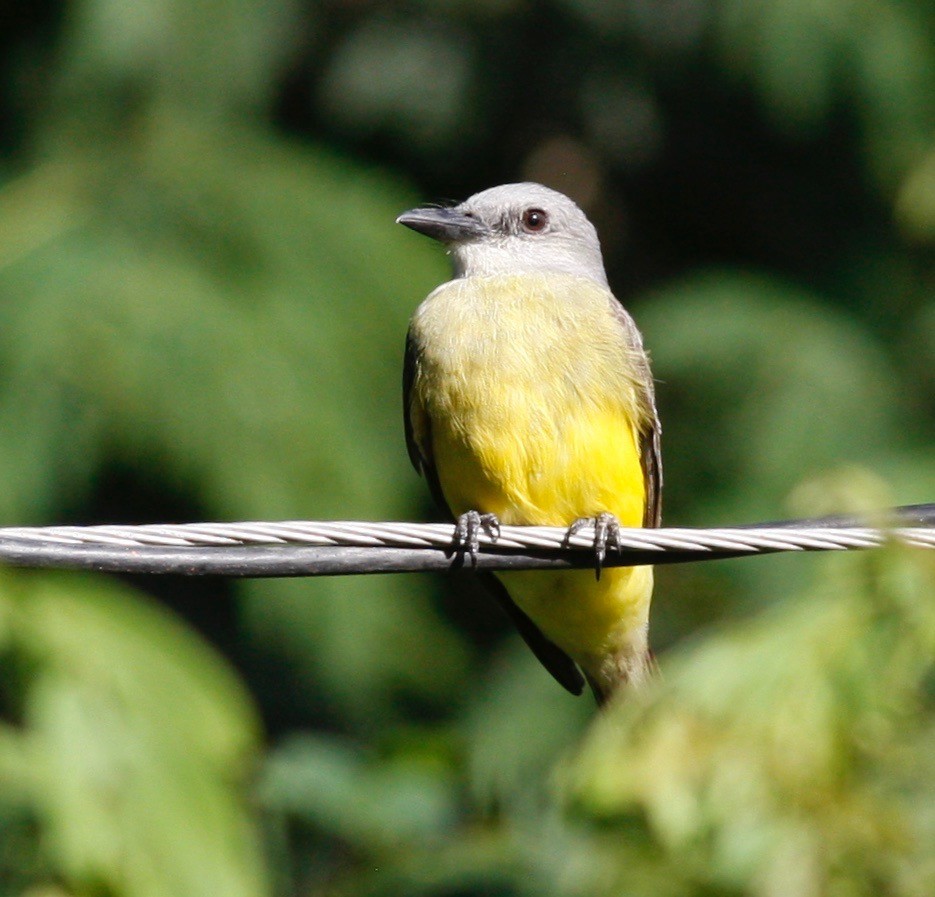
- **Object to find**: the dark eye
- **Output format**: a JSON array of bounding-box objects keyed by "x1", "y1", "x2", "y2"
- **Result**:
[{"x1": 521, "y1": 208, "x2": 549, "y2": 233}]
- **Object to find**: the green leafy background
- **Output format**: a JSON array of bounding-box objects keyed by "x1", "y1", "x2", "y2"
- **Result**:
[{"x1": 0, "y1": 0, "x2": 933, "y2": 894}]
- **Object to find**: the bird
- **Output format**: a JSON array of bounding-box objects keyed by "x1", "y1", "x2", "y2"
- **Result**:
[{"x1": 398, "y1": 183, "x2": 661, "y2": 705}]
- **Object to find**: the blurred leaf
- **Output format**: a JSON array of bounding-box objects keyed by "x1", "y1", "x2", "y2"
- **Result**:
[
  {"x1": 640, "y1": 271, "x2": 908, "y2": 524},
  {"x1": 639, "y1": 273, "x2": 933, "y2": 645},
  {"x1": 714, "y1": 0, "x2": 935, "y2": 189},
  {"x1": 244, "y1": 575, "x2": 471, "y2": 727},
  {"x1": 0, "y1": 105, "x2": 467, "y2": 721},
  {"x1": 0, "y1": 570, "x2": 267, "y2": 897},
  {"x1": 896, "y1": 148, "x2": 935, "y2": 242},
  {"x1": 261, "y1": 733, "x2": 458, "y2": 850},
  {"x1": 461, "y1": 641, "x2": 593, "y2": 810},
  {"x1": 566, "y1": 544, "x2": 935, "y2": 896},
  {"x1": 52, "y1": 0, "x2": 301, "y2": 117},
  {"x1": 556, "y1": 0, "x2": 707, "y2": 53},
  {"x1": 319, "y1": 14, "x2": 477, "y2": 153},
  {"x1": 2, "y1": 0, "x2": 935, "y2": 894}
]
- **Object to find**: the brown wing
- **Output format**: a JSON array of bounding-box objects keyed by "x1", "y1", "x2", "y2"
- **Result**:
[
  {"x1": 403, "y1": 324, "x2": 586, "y2": 696},
  {"x1": 607, "y1": 298, "x2": 663, "y2": 529},
  {"x1": 402, "y1": 327, "x2": 424, "y2": 473},
  {"x1": 641, "y1": 411, "x2": 663, "y2": 528},
  {"x1": 403, "y1": 326, "x2": 449, "y2": 512}
]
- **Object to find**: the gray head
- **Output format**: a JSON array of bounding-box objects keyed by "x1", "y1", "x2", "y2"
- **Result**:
[{"x1": 397, "y1": 183, "x2": 608, "y2": 285}]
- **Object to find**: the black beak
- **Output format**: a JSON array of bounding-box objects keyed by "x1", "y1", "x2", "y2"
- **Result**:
[{"x1": 396, "y1": 206, "x2": 489, "y2": 243}]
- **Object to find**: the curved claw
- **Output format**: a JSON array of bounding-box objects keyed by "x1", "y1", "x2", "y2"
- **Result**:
[
  {"x1": 453, "y1": 510, "x2": 501, "y2": 565},
  {"x1": 567, "y1": 512, "x2": 622, "y2": 580}
]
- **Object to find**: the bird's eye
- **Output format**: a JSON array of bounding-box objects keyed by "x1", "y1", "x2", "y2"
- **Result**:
[{"x1": 521, "y1": 208, "x2": 549, "y2": 233}]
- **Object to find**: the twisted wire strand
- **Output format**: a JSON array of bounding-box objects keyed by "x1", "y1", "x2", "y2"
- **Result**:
[{"x1": 0, "y1": 504, "x2": 931, "y2": 577}]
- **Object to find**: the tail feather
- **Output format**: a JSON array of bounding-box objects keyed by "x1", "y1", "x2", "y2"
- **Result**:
[{"x1": 586, "y1": 647, "x2": 657, "y2": 706}]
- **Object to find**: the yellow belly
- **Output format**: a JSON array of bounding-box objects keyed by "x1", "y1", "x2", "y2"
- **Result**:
[
  {"x1": 500, "y1": 566, "x2": 653, "y2": 665},
  {"x1": 412, "y1": 273, "x2": 655, "y2": 673},
  {"x1": 431, "y1": 396, "x2": 651, "y2": 663},
  {"x1": 433, "y1": 400, "x2": 644, "y2": 528}
]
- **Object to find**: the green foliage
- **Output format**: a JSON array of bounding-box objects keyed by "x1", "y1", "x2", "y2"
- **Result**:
[
  {"x1": 0, "y1": 570, "x2": 265, "y2": 897},
  {"x1": 261, "y1": 733, "x2": 459, "y2": 850},
  {"x1": 640, "y1": 271, "x2": 911, "y2": 522},
  {"x1": 567, "y1": 547, "x2": 935, "y2": 897},
  {"x1": 253, "y1": 545, "x2": 935, "y2": 897},
  {"x1": 0, "y1": 0, "x2": 933, "y2": 894},
  {"x1": 714, "y1": 0, "x2": 935, "y2": 187},
  {"x1": 0, "y1": 110, "x2": 469, "y2": 724}
]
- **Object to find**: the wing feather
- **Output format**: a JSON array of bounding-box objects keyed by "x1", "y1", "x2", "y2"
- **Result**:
[{"x1": 607, "y1": 297, "x2": 663, "y2": 529}]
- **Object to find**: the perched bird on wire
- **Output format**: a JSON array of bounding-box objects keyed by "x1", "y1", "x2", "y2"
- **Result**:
[{"x1": 398, "y1": 183, "x2": 661, "y2": 705}]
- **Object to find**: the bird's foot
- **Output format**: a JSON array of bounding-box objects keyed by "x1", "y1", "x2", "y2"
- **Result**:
[
  {"x1": 566, "y1": 512, "x2": 622, "y2": 580},
  {"x1": 453, "y1": 510, "x2": 501, "y2": 565}
]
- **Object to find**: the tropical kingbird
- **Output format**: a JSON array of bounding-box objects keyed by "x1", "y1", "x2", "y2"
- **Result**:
[{"x1": 398, "y1": 183, "x2": 661, "y2": 704}]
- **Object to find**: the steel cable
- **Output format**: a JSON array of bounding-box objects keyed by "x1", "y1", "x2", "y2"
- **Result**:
[{"x1": 0, "y1": 504, "x2": 931, "y2": 577}]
